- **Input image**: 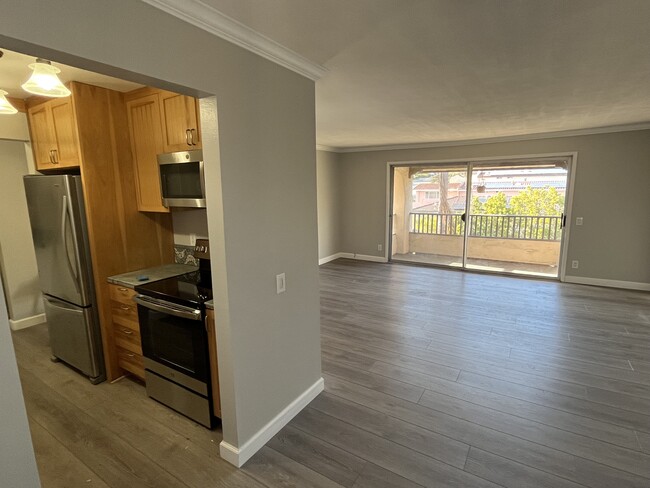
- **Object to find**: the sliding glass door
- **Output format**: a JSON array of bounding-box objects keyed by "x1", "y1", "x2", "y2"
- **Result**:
[
  {"x1": 390, "y1": 158, "x2": 570, "y2": 278},
  {"x1": 392, "y1": 166, "x2": 467, "y2": 267}
]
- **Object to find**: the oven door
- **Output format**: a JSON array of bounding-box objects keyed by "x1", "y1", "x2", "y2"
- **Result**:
[{"x1": 135, "y1": 295, "x2": 208, "y2": 384}]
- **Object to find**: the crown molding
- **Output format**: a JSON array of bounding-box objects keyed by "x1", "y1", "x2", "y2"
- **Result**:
[
  {"x1": 324, "y1": 122, "x2": 650, "y2": 153},
  {"x1": 316, "y1": 144, "x2": 338, "y2": 152},
  {"x1": 140, "y1": 0, "x2": 327, "y2": 81}
]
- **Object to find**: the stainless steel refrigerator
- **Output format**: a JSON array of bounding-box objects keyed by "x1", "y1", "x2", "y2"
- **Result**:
[{"x1": 24, "y1": 175, "x2": 105, "y2": 384}]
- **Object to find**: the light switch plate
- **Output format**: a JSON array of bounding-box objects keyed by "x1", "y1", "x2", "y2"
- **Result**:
[
  {"x1": 576, "y1": 217, "x2": 583, "y2": 226},
  {"x1": 276, "y1": 273, "x2": 286, "y2": 294}
]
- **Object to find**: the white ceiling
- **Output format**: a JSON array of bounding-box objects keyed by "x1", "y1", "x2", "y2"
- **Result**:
[
  {"x1": 0, "y1": 49, "x2": 142, "y2": 99},
  {"x1": 202, "y1": 0, "x2": 650, "y2": 148}
]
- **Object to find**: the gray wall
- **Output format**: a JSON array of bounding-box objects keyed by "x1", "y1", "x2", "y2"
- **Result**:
[
  {"x1": 0, "y1": 279, "x2": 41, "y2": 488},
  {"x1": 316, "y1": 150, "x2": 342, "y2": 259},
  {"x1": 0, "y1": 139, "x2": 43, "y2": 322},
  {"x1": 338, "y1": 129, "x2": 650, "y2": 284},
  {"x1": 1, "y1": 0, "x2": 321, "y2": 454}
]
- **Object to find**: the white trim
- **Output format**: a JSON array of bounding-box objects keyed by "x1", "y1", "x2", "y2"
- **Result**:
[
  {"x1": 558, "y1": 153, "x2": 578, "y2": 282},
  {"x1": 324, "y1": 122, "x2": 650, "y2": 153},
  {"x1": 219, "y1": 377, "x2": 324, "y2": 467},
  {"x1": 318, "y1": 252, "x2": 388, "y2": 264},
  {"x1": 316, "y1": 145, "x2": 338, "y2": 153},
  {"x1": 140, "y1": 0, "x2": 327, "y2": 81},
  {"x1": 564, "y1": 276, "x2": 650, "y2": 291},
  {"x1": 319, "y1": 252, "x2": 344, "y2": 265},
  {"x1": 9, "y1": 313, "x2": 46, "y2": 331},
  {"x1": 338, "y1": 252, "x2": 388, "y2": 263}
]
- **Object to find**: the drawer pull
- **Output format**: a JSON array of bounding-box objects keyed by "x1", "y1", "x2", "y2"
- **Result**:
[
  {"x1": 121, "y1": 328, "x2": 133, "y2": 335},
  {"x1": 126, "y1": 353, "x2": 135, "y2": 358},
  {"x1": 118, "y1": 287, "x2": 129, "y2": 292},
  {"x1": 120, "y1": 305, "x2": 130, "y2": 311}
]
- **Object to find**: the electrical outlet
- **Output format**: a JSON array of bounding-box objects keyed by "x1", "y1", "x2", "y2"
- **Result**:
[
  {"x1": 276, "y1": 273, "x2": 286, "y2": 294},
  {"x1": 572, "y1": 260, "x2": 579, "y2": 269},
  {"x1": 576, "y1": 217, "x2": 583, "y2": 226},
  {"x1": 378, "y1": 244, "x2": 383, "y2": 251}
]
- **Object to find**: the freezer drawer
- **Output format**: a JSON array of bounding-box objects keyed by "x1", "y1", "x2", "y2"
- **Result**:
[{"x1": 44, "y1": 295, "x2": 104, "y2": 381}]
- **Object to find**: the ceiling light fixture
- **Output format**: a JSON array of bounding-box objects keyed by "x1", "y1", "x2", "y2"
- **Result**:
[
  {"x1": 0, "y1": 90, "x2": 18, "y2": 114},
  {"x1": 21, "y1": 58, "x2": 71, "y2": 97}
]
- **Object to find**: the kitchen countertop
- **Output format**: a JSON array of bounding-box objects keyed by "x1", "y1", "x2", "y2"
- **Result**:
[
  {"x1": 107, "y1": 264, "x2": 198, "y2": 289},
  {"x1": 205, "y1": 299, "x2": 214, "y2": 310}
]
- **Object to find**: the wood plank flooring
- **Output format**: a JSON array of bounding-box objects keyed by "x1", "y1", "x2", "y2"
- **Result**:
[{"x1": 12, "y1": 258, "x2": 650, "y2": 487}]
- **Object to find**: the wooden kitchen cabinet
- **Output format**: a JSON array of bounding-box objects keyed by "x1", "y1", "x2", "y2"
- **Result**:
[
  {"x1": 125, "y1": 92, "x2": 168, "y2": 213},
  {"x1": 108, "y1": 284, "x2": 145, "y2": 380},
  {"x1": 124, "y1": 87, "x2": 202, "y2": 213},
  {"x1": 26, "y1": 96, "x2": 81, "y2": 171},
  {"x1": 206, "y1": 308, "x2": 221, "y2": 418},
  {"x1": 159, "y1": 90, "x2": 202, "y2": 152},
  {"x1": 25, "y1": 81, "x2": 173, "y2": 382}
]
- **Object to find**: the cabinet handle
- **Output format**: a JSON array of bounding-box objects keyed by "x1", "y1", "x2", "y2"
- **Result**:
[
  {"x1": 190, "y1": 128, "x2": 197, "y2": 145},
  {"x1": 49, "y1": 150, "x2": 54, "y2": 164},
  {"x1": 118, "y1": 287, "x2": 128, "y2": 292},
  {"x1": 120, "y1": 305, "x2": 130, "y2": 311},
  {"x1": 122, "y1": 328, "x2": 133, "y2": 335},
  {"x1": 186, "y1": 129, "x2": 192, "y2": 146},
  {"x1": 52, "y1": 149, "x2": 59, "y2": 164},
  {"x1": 126, "y1": 353, "x2": 135, "y2": 358}
]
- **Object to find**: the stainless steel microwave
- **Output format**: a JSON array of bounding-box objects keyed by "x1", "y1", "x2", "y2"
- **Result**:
[{"x1": 158, "y1": 149, "x2": 206, "y2": 208}]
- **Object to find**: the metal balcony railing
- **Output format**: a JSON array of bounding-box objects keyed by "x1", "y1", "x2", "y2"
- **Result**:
[{"x1": 410, "y1": 213, "x2": 563, "y2": 241}]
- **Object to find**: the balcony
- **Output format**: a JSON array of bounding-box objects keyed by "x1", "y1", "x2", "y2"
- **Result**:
[{"x1": 392, "y1": 213, "x2": 563, "y2": 277}]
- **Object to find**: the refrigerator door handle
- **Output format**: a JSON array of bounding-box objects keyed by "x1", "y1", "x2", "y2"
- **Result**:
[
  {"x1": 61, "y1": 195, "x2": 80, "y2": 293},
  {"x1": 44, "y1": 294, "x2": 81, "y2": 311}
]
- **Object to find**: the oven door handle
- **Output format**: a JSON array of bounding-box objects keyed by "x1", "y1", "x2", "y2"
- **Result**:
[{"x1": 133, "y1": 295, "x2": 202, "y2": 321}]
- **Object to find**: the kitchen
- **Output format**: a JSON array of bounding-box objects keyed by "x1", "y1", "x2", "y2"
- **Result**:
[
  {"x1": 1, "y1": 48, "x2": 222, "y2": 435},
  {"x1": 0, "y1": 2, "x2": 323, "y2": 481}
]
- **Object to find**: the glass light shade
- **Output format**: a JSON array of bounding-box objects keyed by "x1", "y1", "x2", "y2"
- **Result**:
[
  {"x1": 0, "y1": 90, "x2": 18, "y2": 114},
  {"x1": 21, "y1": 60, "x2": 71, "y2": 97}
]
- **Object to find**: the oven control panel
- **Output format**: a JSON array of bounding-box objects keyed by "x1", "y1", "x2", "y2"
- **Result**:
[{"x1": 194, "y1": 239, "x2": 210, "y2": 259}]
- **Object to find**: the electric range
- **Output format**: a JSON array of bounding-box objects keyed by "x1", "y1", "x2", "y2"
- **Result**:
[{"x1": 134, "y1": 239, "x2": 217, "y2": 428}]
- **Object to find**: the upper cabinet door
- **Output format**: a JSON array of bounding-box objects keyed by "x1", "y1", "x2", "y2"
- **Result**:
[
  {"x1": 27, "y1": 103, "x2": 57, "y2": 171},
  {"x1": 50, "y1": 98, "x2": 81, "y2": 168},
  {"x1": 126, "y1": 93, "x2": 169, "y2": 213},
  {"x1": 159, "y1": 91, "x2": 202, "y2": 152},
  {"x1": 27, "y1": 98, "x2": 81, "y2": 171}
]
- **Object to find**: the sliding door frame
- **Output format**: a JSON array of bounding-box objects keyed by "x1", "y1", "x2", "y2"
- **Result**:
[{"x1": 386, "y1": 152, "x2": 578, "y2": 281}]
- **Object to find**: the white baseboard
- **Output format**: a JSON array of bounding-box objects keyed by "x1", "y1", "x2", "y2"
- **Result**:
[
  {"x1": 9, "y1": 313, "x2": 46, "y2": 331},
  {"x1": 219, "y1": 377, "x2": 324, "y2": 467},
  {"x1": 318, "y1": 252, "x2": 344, "y2": 265},
  {"x1": 319, "y1": 252, "x2": 388, "y2": 265},
  {"x1": 564, "y1": 276, "x2": 650, "y2": 291},
  {"x1": 338, "y1": 252, "x2": 388, "y2": 263}
]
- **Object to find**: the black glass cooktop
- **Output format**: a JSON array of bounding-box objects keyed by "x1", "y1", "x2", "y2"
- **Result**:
[{"x1": 135, "y1": 270, "x2": 212, "y2": 308}]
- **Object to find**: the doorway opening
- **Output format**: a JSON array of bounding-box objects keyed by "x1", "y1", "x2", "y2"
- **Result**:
[{"x1": 390, "y1": 157, "x2": 572, "y2": 279}]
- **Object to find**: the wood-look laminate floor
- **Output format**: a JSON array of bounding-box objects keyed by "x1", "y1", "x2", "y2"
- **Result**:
[{"x1": 12, "y1": 258, "x2": 650, "y2": 488}]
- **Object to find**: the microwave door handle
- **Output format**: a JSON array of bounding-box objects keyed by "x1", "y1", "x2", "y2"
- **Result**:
[
  {"x1": 133, "y1": 295, "x2": 202, "y2": 321},
  {"x1": 61, "y1": 195, "x2": 80, "y2": 293}
]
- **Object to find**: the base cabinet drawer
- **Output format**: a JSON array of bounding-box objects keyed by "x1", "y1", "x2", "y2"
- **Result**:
[
  {"x1": 110, "y1": 299, "x2": 139, "y2": 330},
  {"x1": 113, "y1": 324, "x2": 142, "y2": 355},
  {"x1": 109, "y1": 284, "x2": 138, "y2": 305},
  {"x1": 116, "y1": 346, "x2": 145, "y2": 380}
]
